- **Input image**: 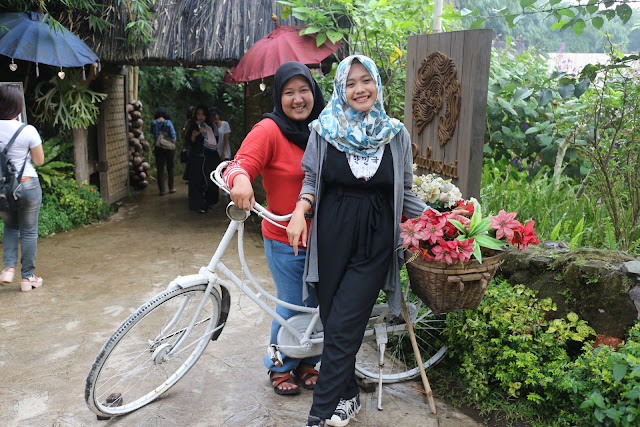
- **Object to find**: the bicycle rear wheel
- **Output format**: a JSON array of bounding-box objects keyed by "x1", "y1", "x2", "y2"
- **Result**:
[
  {"x1": 355, "y1": 291, "x2": 448, "y2": 383},
  {"x1": 85, "y1": 284, "x2": 222, "y2": 417}
]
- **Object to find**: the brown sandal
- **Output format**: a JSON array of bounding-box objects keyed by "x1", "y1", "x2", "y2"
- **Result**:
[
  {"x1": 269, "y1": 371, "x2": 300, "y2": 396},
  {"x1": 293, "y1": 366, "x2": 319, "y2": 390}
]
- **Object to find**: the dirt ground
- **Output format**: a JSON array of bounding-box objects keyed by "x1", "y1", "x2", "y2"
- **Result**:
[{"x1": 0, "y1": 183, "x2": 482, "y2": 427}]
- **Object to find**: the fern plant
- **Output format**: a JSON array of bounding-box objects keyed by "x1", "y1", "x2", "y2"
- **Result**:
[{"x1": 33, "y1": 70, "x2": 107, "y2": 129}]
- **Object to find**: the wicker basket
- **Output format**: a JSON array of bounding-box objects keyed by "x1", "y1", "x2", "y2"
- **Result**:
[{"x1": 405, "y1": 249, "x2": 504, "y2": 314}]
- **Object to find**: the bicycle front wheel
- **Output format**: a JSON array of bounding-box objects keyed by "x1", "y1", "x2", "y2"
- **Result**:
[
  {"x1": 85, "y1": 284, "x2": 222, "y2": 417},
  {"x1": 355, "y1": 292, "x2": 448, "y2": 383}
]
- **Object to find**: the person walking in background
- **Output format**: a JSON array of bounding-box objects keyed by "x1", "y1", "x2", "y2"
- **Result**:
[
  {"x1": 186, "y1": 105, "x2": 219, "y2": 213},
  {"x1": 223, "y1": 62, "x2": 325, "y2": 396},
  {"x1": 210, "y1": 106, "x2": 231, "y2": 161},
  {"x1": 0, "y1": 85, "x2": 45, "y2": 292},
  {"x1": 150, "y1": 107, "x2": 177, "y2": 196},
  {"x1": 287, "y1": 55, "x2": 427, "y2": 427}
]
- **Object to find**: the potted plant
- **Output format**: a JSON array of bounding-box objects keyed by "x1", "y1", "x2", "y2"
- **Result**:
[{"x1": 400, "y1": 174, "x2": 539, "y2": 313}]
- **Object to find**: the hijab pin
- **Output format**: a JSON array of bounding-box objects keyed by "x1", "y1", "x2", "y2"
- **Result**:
[
  {"x1": 58, "y1": 68, "x2": 66, "y2": 79},
  {"x1": 9, "y1": 59, "x2": 17, "y2": 71},
  {"x1": 259, "y1": 79, "x2": 266, "y2": 92}
]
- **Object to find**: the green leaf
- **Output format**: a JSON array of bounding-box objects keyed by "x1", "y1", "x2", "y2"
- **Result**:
[
  {"x1": 326, "y1": 30, "x2": 343, "y2": 44},
  {"x1": 604, "y1": 10, "x2": 616, "y2": 20},
  {"x1": 592, "y1": 392, "x2": 606, "y2": 409},
  {"x1": 550, "y1": 220, "x2": 562, "y2": 240},
  {"x1": 300, "y1": 26, "x2": 321, "y2": 35},
  {"x1": 315, "y1": 32, "x2": 327, "y2": 47},
  {"x1": 472, "y1": 240, "x2": 482, "y2": 263},
  {"x1": 591, "y1": 16, "x2": 604, "y2": 30},
  {"x1": 573, "y1": 19, "x2": 586, "y2": 36},
  {"x1": 574, "y1": 79, "x2": 590, "y2": 98},
  {"x1": 524, "y1": 126, "x2": 539, "y2": 135},
  {"x1": 557, "y1": 9, "x2": 575, "y2": 18},
  {"x1": 572, "y1": 217, "x2": 584, "y2": 238},
  {"x1": 558, "y1": 84, "x2": 575, "y2": 100},
  {"x1": 550, "y1": 19, "x2": 569, "y2": 31},
  {"x1": 448, "y1": 219, "x2": 467, "y2": 235},
  {"x1": 567, "y1": 312, "x2": 579, "y2": 322},
  {"x1": 550, "y1": 0, "x2": 561, "y2": 5},
  {"x1": 470, "y1": 18, "x2": 486, "y2": 29},
  {"x1": 475, "y1": 235, "x2": 507, "y2": 250},
  {"x1": 537, "y1": 89, "x2": 554, "y2": 106},
  {"x1": 586, "y1": 5, "x2": 599, "y2": 14},
  {"x1": 497, "y1": 97, "x2": 517, "y2": 115},
  {"x1": 613, "y1": 363, "x2": 628, "y2": 382},
  {"x1": 616, "y1": 4, "x2": 633, "y2": 24},
  {"x1": 513, "y1": 87, "x2": 534, "y2": 102},
  {"x1": 519, "y1": 0, "x2": 536, "y2": 8}
]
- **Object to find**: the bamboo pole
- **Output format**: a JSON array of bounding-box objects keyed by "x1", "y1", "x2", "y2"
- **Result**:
[{"x1": 401, "y1": 297, "x2": 437, "y2": 414}]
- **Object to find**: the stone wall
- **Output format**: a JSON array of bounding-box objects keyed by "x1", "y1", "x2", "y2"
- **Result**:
[{"x1": 498, "y1": 243, "x2": 640, "y2": 338}]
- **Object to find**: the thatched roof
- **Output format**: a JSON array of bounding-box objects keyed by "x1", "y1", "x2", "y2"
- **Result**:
[{"x1": 92, "y1": 0, "x2": 304, "y2": 66}]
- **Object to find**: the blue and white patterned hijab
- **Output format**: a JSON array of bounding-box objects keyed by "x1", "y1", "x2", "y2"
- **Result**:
[{"x1": 311, "y1": 54, "x2": 403, "y2": 157}]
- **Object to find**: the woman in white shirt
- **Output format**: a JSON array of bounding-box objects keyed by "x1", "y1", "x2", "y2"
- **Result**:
[
  {"x1": 0, "y1": 85, "x2": 45, "y2": 291},
  {"x1": 210, "y1": 107, "x2": 231, "y2": 161}
]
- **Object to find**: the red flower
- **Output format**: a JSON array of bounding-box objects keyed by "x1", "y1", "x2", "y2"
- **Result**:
[
  {"x1": 456, "y1": 200, "x2": 475, "y2": 215},
  {"x1": 489, "y1": 209, "x2": 520, "y2": 240},
  {"x1": 451, "y1": 238, "x2": 475, "y2": 262},
  {"x1": 90, "y1": 188, "x2": 95, "y2": 192},
  {"x1": 432, "y1": 238, "x2": 458, "y2": 264},
  {"x1": 510, "y1": 219, "x2": 539, "y2": 250}
]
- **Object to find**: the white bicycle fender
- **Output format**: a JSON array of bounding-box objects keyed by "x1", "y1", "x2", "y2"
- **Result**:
[{"x1": 167, "y1": 274, "x2": 208, "y2": 291}]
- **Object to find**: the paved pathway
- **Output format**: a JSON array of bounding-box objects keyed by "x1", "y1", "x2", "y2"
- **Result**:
[{"x1": 0, "y1": 184, "x2": 481, "y2": 426}]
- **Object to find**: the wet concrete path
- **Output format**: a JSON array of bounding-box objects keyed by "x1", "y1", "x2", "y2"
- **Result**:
[{"x1": 0, "y1": 184, "x2": 481, "y2": 426}]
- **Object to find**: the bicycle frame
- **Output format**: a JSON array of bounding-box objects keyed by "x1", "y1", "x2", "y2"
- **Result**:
[{"x1": 162, "y1": 162, "x2": 324, "y2": 360}]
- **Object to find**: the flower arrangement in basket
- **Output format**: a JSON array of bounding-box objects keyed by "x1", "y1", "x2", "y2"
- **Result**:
[{"x1": 401, "y1": 173, "x2": 539, "y2": 314}]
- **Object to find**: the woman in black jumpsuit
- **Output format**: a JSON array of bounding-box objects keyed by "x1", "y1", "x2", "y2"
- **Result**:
[{"x1": 288, "y1": 55, "x2": 427, "y2": 427}]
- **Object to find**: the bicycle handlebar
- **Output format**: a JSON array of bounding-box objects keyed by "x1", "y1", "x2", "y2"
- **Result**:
[{"x1": 211, "y1": 162, "x2": 293, "y2": 225}]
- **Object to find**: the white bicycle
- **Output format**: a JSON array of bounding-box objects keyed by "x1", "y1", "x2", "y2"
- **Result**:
[{"x1": 84, "y1": 162, "x2": 448, "y2": 419}]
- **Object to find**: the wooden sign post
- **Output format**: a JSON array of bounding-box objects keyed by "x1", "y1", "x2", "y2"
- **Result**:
[{"x1": 404, "y1": 30, "x2": 492, "y2": 199}]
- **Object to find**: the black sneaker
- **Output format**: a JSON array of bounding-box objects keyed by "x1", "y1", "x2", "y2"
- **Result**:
[
  {"x1": 326, "y1": 394, "x2": 361, "y2": 426},
  {"x1": 305, "y1": 415, "x2": 325, "y2": 427}
]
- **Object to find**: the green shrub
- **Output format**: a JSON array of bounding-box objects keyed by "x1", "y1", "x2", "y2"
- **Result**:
[
  {"x1": 444, "y1": 279, "x2": 595, "y2": 421},
  {"x1": 480, "y1": 161, "x2": 619, "y2": 250},
  {"x1": 559, "y1": 323, "x2": 640, "y2": 426}
]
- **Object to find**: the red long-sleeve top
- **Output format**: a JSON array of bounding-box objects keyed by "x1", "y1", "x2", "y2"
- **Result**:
[{"x1": 223, "y1": 118, "x2": 312, "y2": 245}]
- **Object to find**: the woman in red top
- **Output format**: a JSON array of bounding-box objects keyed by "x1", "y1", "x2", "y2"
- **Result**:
[{"x1": 223, "y1": 62, "x2": 325, "y2": 395}]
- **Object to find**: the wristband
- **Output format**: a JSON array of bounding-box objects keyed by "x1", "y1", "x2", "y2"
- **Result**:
[{"x1": 297, "y1": 195, "x2": 313, "y2": 208}]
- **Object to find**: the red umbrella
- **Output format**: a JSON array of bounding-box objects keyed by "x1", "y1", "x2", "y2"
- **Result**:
[{"x1": 230, "y1": 23, "x2": 340, "y2": 83}]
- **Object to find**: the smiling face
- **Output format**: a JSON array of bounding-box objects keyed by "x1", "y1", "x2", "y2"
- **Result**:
[
  {"x1": 345, "y1": 61, "x2": 377, "y2": 113},
  {"x1": 280, "y1": 76, "x2": 314, "y2": 121}
]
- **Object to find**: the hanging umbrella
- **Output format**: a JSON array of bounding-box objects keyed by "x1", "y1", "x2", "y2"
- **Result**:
[
  {"x1": 230, "y1": 23, "x2": 340, "y2": 83},
  {"x1": 0, "y1": 11, "x2": 99, "y2": 76}
]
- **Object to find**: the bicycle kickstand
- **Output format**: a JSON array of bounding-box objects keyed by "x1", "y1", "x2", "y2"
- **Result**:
[
  {"x1": 373, "y1": 323, "x2": 388, "y2": 411},
  {"x1": 268, "y1": 344, "x2": 284, "y2": 368}
]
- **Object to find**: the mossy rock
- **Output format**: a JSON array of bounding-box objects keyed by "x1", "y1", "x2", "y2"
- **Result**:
[{"x1": 498, "y1": 244, "x2": 638, "y2": 338}]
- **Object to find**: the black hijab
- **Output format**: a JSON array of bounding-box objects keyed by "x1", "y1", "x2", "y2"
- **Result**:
[{"x1": 263, "y1": 61, "x2": 326, "y2": 150}]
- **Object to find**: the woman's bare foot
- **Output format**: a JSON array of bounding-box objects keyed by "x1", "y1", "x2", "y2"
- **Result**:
[
  {"x1": 270, "y1": 371, "x2": 300, "y2": 395},
  {"x1": 294, "y1": 363, "x2": 319, "y2": 389}
]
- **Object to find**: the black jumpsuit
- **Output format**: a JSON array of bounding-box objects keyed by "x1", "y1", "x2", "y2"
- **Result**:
[{"x1": 311, "y1": 143, "x2": 394, "y2": 418}]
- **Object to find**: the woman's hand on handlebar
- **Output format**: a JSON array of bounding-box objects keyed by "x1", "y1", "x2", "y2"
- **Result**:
[
  {"x1": 287, "y1": 210, "x2": 308, "y2": 256},
  {"x1": 287, "y1": 194, "x2": 314, "y2": 256},
  {"x1": 230, "y1": 175, "x2": 255, "y2": 211}
]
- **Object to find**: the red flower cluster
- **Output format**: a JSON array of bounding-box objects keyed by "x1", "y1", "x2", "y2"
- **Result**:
[{"x1": 400, "y1": 201, "x2": 539, "y2": 265}]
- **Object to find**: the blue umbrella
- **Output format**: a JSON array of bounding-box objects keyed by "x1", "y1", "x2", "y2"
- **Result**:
[{"x1": 0, "y1": 11, "x2": 99, "y2": 75}]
